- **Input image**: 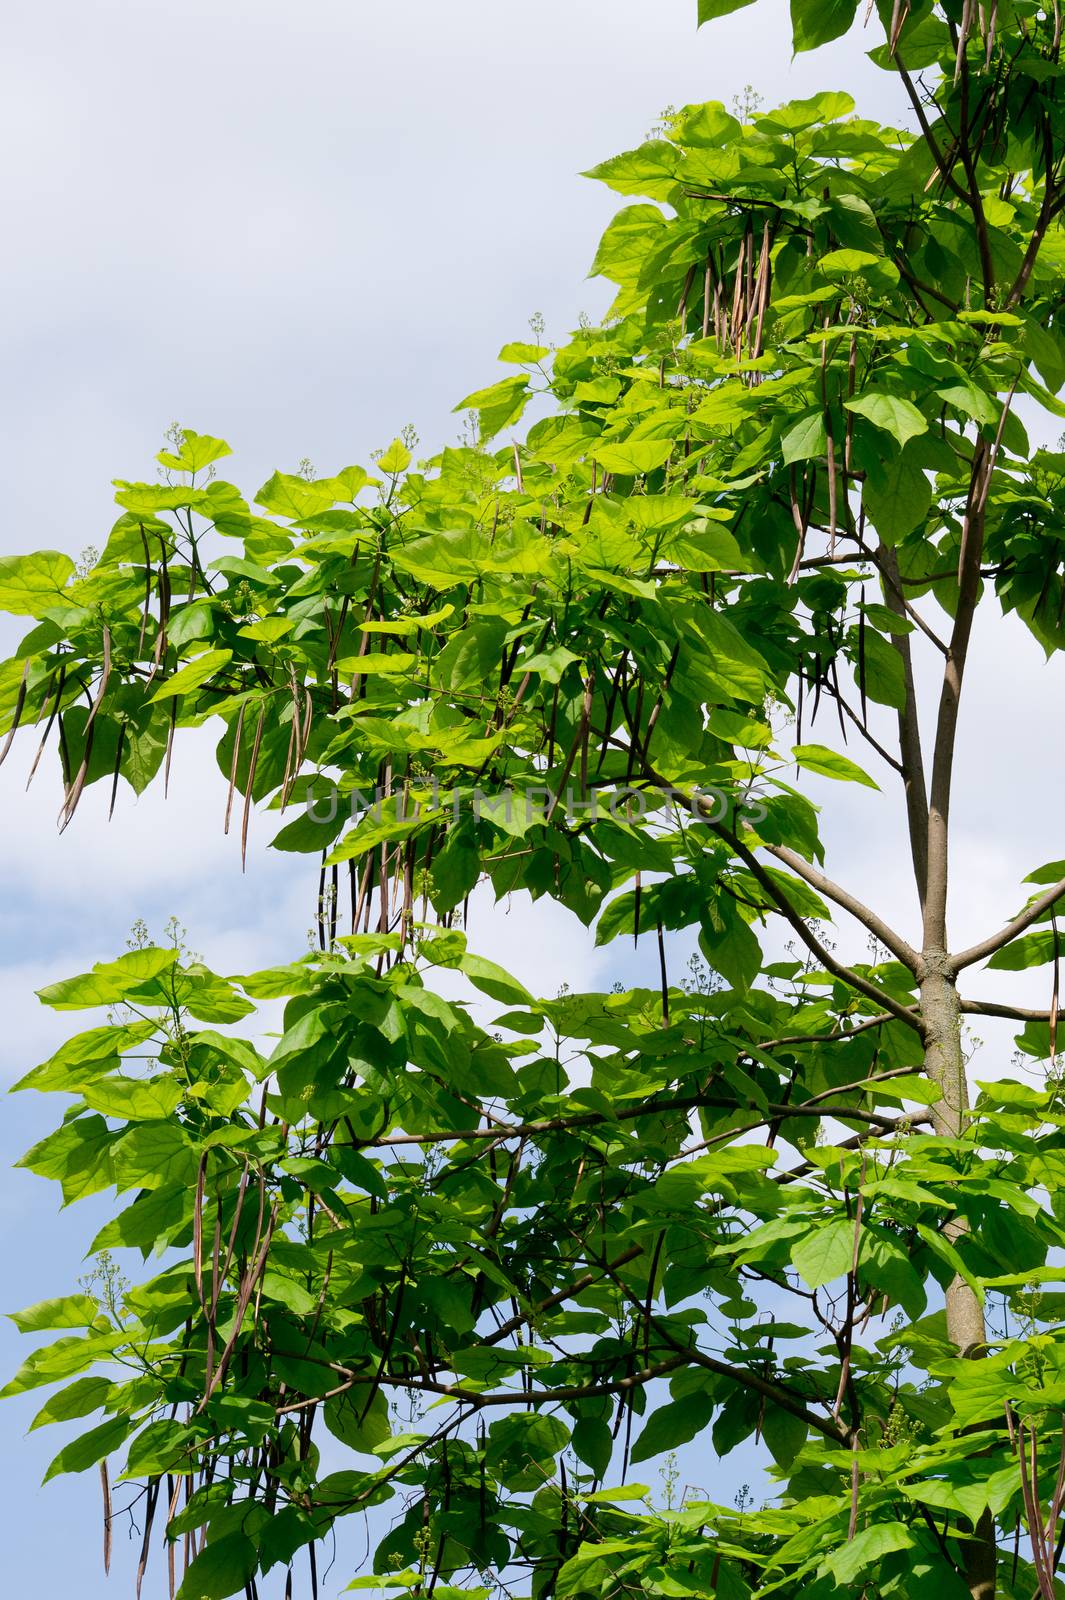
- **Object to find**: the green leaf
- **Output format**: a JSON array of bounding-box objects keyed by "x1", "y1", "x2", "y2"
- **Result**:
[
  {"x1": 157, "y1": 429, "x2": 232, "y2": 474},
  {"x1": 845, "y1": 390, "x2": 928, "y2": 447},
  {"x1": 697, "y1": 0, "x2": 755, "y2": 21},
  {"x1": 781, "y1": 410, "x2": 827, "y2": 464},
  {"x1": 0, "y1": 551, "x2": 75, "y2": 615},
  {"x1": 43, "y1": 1416, "x2": 131, "y2": 1483},
  {"x1": 761, "y1": 1403, "x2": 807, "y2": 1469},
  {"x1": 792, "y1": 743, "x2": 879, "y2": 789},
  {"x1": 590, "y1": 205, "x2": 667, "y2": 283},
  {"x1": 498, "y1": 341, "x2": 550, "y2": 364},
  {"x1": 459, "y1": 952, "x2": 534, "y2": 1006},
  {"x1": 630, "y1": 1391, "x2": 715, "y2": 1462},
  {"x1": 571, "y1": 1417, "x2": 613, "y2": 1479},
  {"x1": 176, "y1": 1533, "x2": 257, "y2": 1600},
  {"x1": 822, "y1": 1522, "x2": 916, "y2": 1584},
  {"x1": 454, "y1": 377, "x2": 530, "y2": 441},
  {"x1": 324, "y1": 1390, "x2": 392, "y2": 1454},
  {"x1": 862, "y1": 446, "x2": 932, "y2": 539},
  {"x1": 149, "y1": 649, "x2": 233, "y2": 703},
  {"x1": 792, "y1": 1217, "x2": 855, "y2": 1289},
  {"x1": 594, "y1": 439, "x2": 673, "y2": 475},
  {"x1": 987, "y1": 929, "x2": 1061, "y2": 970},
  {"x1": 582, "y1": 142, "x2": 681, "y2": 202},
  {"x1": 669, "y1": 101, "x2": 741, "y2": 147},
  {"x1": 791, "y1": 0, "x2": 859, "y2": 51},
  {"x1": 9, "y1": 1295, "x2": 102, "y2": 1334},
  {"x1": 377, "y1": 438, "x2": 412, "y2": 475},
  {"x1": 28, "y1": 1376, "x2": 115, "y2": 1432},
  {"x1": 37, "y1": 948, "x2": 178, "y2": 1010}
]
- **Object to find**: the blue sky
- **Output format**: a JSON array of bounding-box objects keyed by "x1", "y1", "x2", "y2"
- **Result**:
[{"x1": 2, "y1": 1, "x2": 1064, "y2": 1593}]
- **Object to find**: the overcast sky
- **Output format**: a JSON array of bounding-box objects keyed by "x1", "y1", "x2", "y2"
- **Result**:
[{"x1": 2, "y1": 2, "x2": 1062, "y2": 1594}]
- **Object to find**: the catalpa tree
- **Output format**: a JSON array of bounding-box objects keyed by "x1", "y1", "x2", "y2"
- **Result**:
[{"x1": 3, "y1": 1, "x2": 1065, "y2": 1596}]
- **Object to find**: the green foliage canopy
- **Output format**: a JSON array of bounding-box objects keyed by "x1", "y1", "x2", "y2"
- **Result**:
[{"x1": 6, "y1": 2, "x2": 1065, "y2": 1597}]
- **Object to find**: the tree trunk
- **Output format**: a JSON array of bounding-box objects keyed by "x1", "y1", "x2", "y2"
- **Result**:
[{"x1": 921, "y1": 952, "x2": 996, "y2": 1598}]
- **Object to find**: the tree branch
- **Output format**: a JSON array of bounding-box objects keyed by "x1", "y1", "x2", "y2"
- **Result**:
[
  {"x1": 952, "y1": 876, "x2": 1065, "y2": 971},
  {"x1": 704, "y1": 816, "x2": 923, "y2": 1030},
  {"x1": 761, "y1": 843, "x2": 920, "y2": 971},
  {"x1": 958, "y1": 998, "x2": 1053, "y2": 1023}
]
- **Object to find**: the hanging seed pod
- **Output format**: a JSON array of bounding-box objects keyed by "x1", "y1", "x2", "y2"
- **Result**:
[
  {"x1": 954, "y1": 0, "x2": 975, "y2": 80},
  {"x1": 752, "y1": 218, "x2": 774, "y2": 364},
  {"x1": 135, "y1": 1476, "x2": 161, "y2": 1600},
  {"x1": 675, "y1": 259, "x2": 697, "y2": 326},
  {"x1": 0, "y1": 659, "x2": 29, "y2": 770},
  {"x1": 163, "y1": 697, "x2": 178, "y2": 799},
  {"x1": 137, "y1": 522, "x2": 153, "y2": 659},
  {"x1": 150, "y1": 535, "x2": 172, "y2": 676},
  {"x1": 786, "y1": 467, "x2": 807, "y2": 584},
  {"x1": 278, "y1": 705, "x2": 298, "y2": 812},
  {"x1": 59, "y1": 625, "x2": 111, "y2": 831},
  {"x1": 241, "y1": 707, "x2": 266, "y2": 871},
  {"x1": 26, "y1": 663, "x2": 63, "y2": 789},
  {"x1": 223, "y1": 702, "x2": 246, "y2": 836},
  {"x1": 166, "y1": 1474, "x2": 181, "y2": 1599},
  {"x1": 99, "y1": 1460, "x2": 112, "y2": 1575},
  {"x1": 107, "y1": 720, "x2": 126, "y2": 821},
  {"x1": 657, "y1": 923, "x2": 670, "y2": 1027}
]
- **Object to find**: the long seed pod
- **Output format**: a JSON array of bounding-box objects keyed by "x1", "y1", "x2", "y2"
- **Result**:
[
  {"x1": 888, "y1": 0, "x2": 911, "y2": 51},
  {"x1": 135, "y1": 1476, "x2": 161, "y2": 1600},
  {"x1": 26, "y1": 663, "x2": 64, "y2": 789},
  {"x1": 657, "y1": 923, "x2": 670, "y2": 1028},
  {"x1": 675, "y1": 259, "x2": 697, "y2": 326},
  {"x1": 137, "y1": 522, "x2": 153, "y2": 659},
  {"x1": 99, "y1": 1459, "x2": 112, "y2": 1575},
  {"x1": 786, "y1": 467, "x2": 807, "y2": 584},
  {"x1": 241, "y1": 707, "x2": 266, "y2": 871},
  {"x1": 701, "y1": 252, "x2": 714, "y2": 341},
  {"x1": 751, "y1": 218, "x2": 773, "y2": 361},
  {"x1": 279, "y1": 702, "x2": 298, "y2": 812},
  {"x1": 811, "y1": 653, "x2": 824, "y2": 726},
  {"x1": 107, "y1": 720, "x2": 127, "y2": 821},
  {"x1": 167, "y1": 1474, "x2": 180, "y2": 1599},
  {"x1": 0, "y1": 659, "x2": 30, "y2": 771},
  {"x1": 163, "y1": 697, "x2": 178, "y2": 799},
  {"x1": 150, "y1": 535, "x2": 172, "y2": 677},
  {"x1": 59, "y1": 625, "x2": 112, "y2": 831},
  {"x1": 224, "y1": 702, "x2": 247, "y2": 835},
  {"x1": 596, "y1": 653, "x2": 630, "y2": 773},
  {"x1": 730, "y1": 230, "x2": 747, "y2": 347},
  {"x1": 954, "y1": 0, "x2": 975, "y2": 81}
]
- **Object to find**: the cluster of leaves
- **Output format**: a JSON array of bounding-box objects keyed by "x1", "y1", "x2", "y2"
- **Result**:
[
  {"x1": 5, "y1": 0, "x2": 1065, "y2": 1595},
  {"x1": 7, "y1": 937, "x2": 1065, "y2": 1600}
]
